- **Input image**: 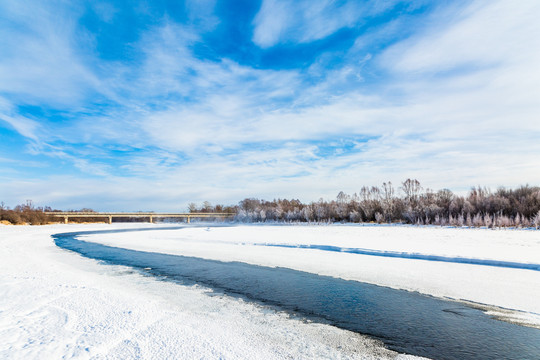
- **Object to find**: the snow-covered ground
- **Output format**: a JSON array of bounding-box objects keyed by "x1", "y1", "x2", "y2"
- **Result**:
[
  {"x1": 0, "y1": 224, "x2": 419, "y2": 359},
  {"x1": 81, "y1": 224, "x2": 540, "y2": 328}
]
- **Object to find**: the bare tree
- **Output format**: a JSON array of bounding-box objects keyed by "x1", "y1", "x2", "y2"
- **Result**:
[{"x1": 381, "y1": 182, "x2": 395, "y2": 222}]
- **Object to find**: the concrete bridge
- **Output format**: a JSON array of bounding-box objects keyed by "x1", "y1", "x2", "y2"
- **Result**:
[{"x1": 45, "y1": 212, "x2": 235, "y2": 224}]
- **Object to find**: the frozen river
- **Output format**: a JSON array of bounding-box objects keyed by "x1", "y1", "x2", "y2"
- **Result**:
[{"x1": 54, "y1": 227, "x2": 540, "y2": 360}]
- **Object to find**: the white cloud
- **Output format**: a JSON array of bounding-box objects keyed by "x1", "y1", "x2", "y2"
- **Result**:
[
  {"x1": 1, "y1": 0, "x2": 539, "y2": 209},
  {"x1": 90, "y1": 1, "x2": 118, "y2": 23},
  {"x1": 0, "y1": 1, "x2": 100, "y2": 107},
  {"x1": 185, "y1": 0, "x2": 219, "y2": 30},
  {"x1": 0, "y1": 96, "x2": 41, "y2": 140},
  {"x1": 252, "y1": 0, "x2": 292, "y2": 48},
  {"x1": 380, "y1": 1, "x2": 540, "y2": 74},
  {"x1": 252, "y1": 0, "x2": 393, "y2": 48},
  {"x1": 0, "y1": 113, "x2": 41, "y2": 141}
]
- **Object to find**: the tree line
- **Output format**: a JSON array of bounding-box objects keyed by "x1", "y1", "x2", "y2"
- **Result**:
[
  {"x1": 2, "y1": 180, "x2": 540, "y2": 227},
  {"x1": 196, "y1": 179, "x2": 540, "y2": 228}
]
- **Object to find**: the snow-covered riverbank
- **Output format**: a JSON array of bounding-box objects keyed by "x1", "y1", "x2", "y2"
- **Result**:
[
  {"x1": 1, "y1": 224, "x2": 419, "y2": 359},
  {"x1": 81, "y1": 224, "x2": 540, "y2": 328},
  {"x1": 2, "y1": 223, "x2": 539, "y2": 359}
]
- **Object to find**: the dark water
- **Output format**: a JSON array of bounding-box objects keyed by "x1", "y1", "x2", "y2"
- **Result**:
[{"x1": 53, "y1": 228, "x2": 540, "y2": 360}]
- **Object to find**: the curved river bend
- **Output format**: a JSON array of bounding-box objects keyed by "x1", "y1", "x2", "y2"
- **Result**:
[{"x1": 53, "y1": 228, "x2": 540, "y2": 360}]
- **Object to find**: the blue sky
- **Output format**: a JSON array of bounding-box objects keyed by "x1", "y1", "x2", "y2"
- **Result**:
[{"x1": 1, "y1": 0, "x2": 539, "y2": 211}]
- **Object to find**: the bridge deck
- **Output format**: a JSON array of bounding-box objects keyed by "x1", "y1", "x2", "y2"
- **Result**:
[{"x1": 45, "y1": 212, "x2": 234, "y2": 224}]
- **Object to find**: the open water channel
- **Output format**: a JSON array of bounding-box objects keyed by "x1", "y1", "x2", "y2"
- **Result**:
[{"x1": 53, "y1": 227, "x2": 540, "y2": 360}]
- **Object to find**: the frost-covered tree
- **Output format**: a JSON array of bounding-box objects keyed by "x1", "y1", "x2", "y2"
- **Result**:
[{"x1": 224, "y1": 182, "x2": 540, "y2": 227}]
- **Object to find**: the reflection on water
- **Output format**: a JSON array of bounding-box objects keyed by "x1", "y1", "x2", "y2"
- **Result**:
[{"x1": 53, "y1": 228, "x2": 540, "y2": 360}]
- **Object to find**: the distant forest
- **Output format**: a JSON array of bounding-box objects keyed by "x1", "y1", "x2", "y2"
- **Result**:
[
  {"x1": 2, "y1": 180, "x2": 540, "y2": 228},
  {"x1": 192, "y1": 179, "x2": 540, "y2": 228}
]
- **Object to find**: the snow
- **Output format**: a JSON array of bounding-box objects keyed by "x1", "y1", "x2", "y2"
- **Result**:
[
  {"x1": 80, "y1": 224, "x2": 540, "y2": 327},
  {"x1": 0, "y1": 224, "x2": 419, "y2": 359}
]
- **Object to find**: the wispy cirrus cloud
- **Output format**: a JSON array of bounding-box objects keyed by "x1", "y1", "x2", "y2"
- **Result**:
[
  {"x1": 381, "y1": 1, "x2": 540, "y2": 74},
  {"x1": 251, "y1": 0, "x2": 410, "y2": 48},
  {"x1": 0, "y1": 1, "x2": 99, "y2": 107},
  {"x1": 0, "y1": 0, "x2": 539, "y2": 210}
]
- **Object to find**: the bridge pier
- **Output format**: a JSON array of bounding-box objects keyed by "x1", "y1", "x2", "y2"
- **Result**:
[
  {"x1": 108, "y1": 216, "x2": 112, "y2": 224},
  {"x1": 187, "y1": 216, "x2": 190, "y2": 224},
  {"x1": 149, "y1": 215, "x2": 153, "y2": 223},
  {"x1": 64, "y1": 216, "x2": 68, "y2": 224}
]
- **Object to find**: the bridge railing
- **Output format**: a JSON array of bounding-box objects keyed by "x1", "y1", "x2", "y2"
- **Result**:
[{"x1": 44, "y1": 212, "x2": 235, "y2": 224}]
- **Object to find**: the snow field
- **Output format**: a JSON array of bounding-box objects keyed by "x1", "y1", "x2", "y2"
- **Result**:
[{"x1": 0, "y1": 224, "x2": 417, "y2": 359}]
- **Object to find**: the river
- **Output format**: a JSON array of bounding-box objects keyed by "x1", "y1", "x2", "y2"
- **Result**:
[{"x1": 53, "y1": 227, "x2": 540, "y2": 360}]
